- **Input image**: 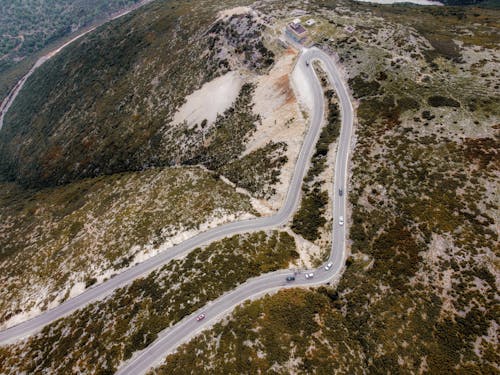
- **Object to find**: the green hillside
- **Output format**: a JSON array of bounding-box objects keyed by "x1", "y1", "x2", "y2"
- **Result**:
[
  {"x1": 0, "y1": 0, "x2": 277, "y2": 188},
  {"x1": 0, "y1": 0, "x2": 146, "y2": 101},
  {"x1": 148, "y1": 1, "x2": 500, "y2": 373}
]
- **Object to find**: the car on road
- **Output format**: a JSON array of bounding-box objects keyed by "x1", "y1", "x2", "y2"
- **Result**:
[
  {"x1": 339, "y1": 216, "x2": 344, "y2": 226},
  {"x1": 325, "y1": 262, "x2": 333, "y2": 271},
  {"x1": 305, "y1": 272, "x2": 314, "y2": 279},
  {"x1": 286, "y1": 275, "x2": 295, "y2": 282},
  {"x1": 306, "y1": 60, "x2": 310, "y2": 66},
  {"x1": 196, "y1": 313, "x2": 205, "y2": 321},
  {"x1": 339, "y1": 188, "x2": 343, "y2": 196}
]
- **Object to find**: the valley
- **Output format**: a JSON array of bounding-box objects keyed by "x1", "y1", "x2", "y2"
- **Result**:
[{"x1": 0, "y1": 0, "x2": 498, "y2": 374}]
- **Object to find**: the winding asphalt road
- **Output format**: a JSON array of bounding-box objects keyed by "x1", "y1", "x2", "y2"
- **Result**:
[
  {"x1": 116, "y1": 46, "x2": 355, "y2": 375},
  {"x1": 0, "y1": 46, "x2": 353, "y2": 348}
]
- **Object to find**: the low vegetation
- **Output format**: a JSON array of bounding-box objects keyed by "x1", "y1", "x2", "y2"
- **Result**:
[
  {"x1": 0, "y1": 0, "x2": 274, "y2": 189},
  {"x1": 150, "y1": 1, "x2": 499, "y2": 373},
  {"x1": 151, "y1": 289, "x2": 361, "y2": 375},
  {"x1": 206, "y1": 12, "x2": 275, "y2": 73},
  {"x1": 0, "y1": 231, "x2": 298, "y2": 374},
  {"x1": 428, "y1": 95, "x2": 461, "y2": 107},
  {"x1": 291, "y1": 187, "x2": 329, "y2": 242},
  {"x1": 219, "y1": 141, "x2": 288, "y2": 198},
  {"x1": 0, "y1": 166, "x2": 255, "y2": 326},
  {"x1": 183, "y1": 83, "x2": 260, "y2": 170}
]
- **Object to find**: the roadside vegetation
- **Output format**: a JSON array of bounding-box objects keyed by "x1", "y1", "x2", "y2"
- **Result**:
[
  {"x1": 292, "y1": 64, "x2": 340, "y2": 242},
  {"x1": 148, "y1": 1, "x2": 499, "y2": 373},
  {"x1": 151, "y1": 288, "x2": 362, "y2": 374},
  {"x1": 0, "y1": 231, "x2": 298, "y2": 374},
  {"x1": 219, "y1": 141, "x2": 288, "y2": 199},
  {"x1": 0, "y1": 166, "x2": 255, "y2": 327},
  {"x1": 0, "y1": 0, "x2": 274, "y2": 189}
]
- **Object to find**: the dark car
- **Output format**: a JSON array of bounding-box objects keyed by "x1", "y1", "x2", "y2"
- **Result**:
[
  {"x1": 286, "y1": 275, "x2": 295, "y2": 282},
  {"x1": 339, "y1": 188, "x2": 343, "y2": 196}
]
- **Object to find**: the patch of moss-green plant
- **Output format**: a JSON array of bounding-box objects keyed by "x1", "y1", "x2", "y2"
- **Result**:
[
  {"x1": 219, "y1": 141, "x2": 288, "y2": 199},
  {"x1": 292, "y1": 66, "x2": 340, "y2": 242}
]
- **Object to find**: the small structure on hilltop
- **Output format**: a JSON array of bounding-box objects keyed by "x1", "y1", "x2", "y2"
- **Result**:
[
  {"x1": 286, "y1": 18, "x2": 308, "y2": 43},
  {"x1": 305, "y1": 19, "x2": 316, "y2": 26},
  {"x1": 345, "y1": 25, "x2": 355, "y2": 33}
]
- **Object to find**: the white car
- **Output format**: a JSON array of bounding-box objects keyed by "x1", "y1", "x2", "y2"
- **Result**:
[
  {"x1": 325, "y1": 262, "x2": 333, "y2": 271},
  {"x1": 305, "y1": 272, "x2": 314, "y2": 279},
  {"x1": 339, "y1": 216, "x2": 344, "y2": 226},
  {"x1": 196, "y1": 313, "x2": 206, "y2": 322}
]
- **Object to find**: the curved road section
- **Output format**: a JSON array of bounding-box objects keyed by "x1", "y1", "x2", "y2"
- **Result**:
[
  {"x1": 117, "y1": 47, "x2": 354, "y2": 375},
  {"x1": 0, "y1": 0, "x2": 155, "y2": 131},
  {"x1": 0, "y1": 47, "x2": 352, "y2": 345}
]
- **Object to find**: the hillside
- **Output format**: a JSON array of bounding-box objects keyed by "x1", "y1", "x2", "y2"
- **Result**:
[
  {"x1": 0, "y1": 166, "x2": 256, "y2": 327},
  {"x1": 0, "y1": 0, "x2": 147, "y2": 102},
  {"x1": 0, "y1": 0, "x2": 312, "y2": 330},
  {"x1": 0, "y1": 0, "x2": 276, "y2": 188},
  {"x1": 0, "y1": 0, "x2": 498, "y2": 373}
]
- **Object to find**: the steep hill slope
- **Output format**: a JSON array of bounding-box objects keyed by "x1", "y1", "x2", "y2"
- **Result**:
[
  {"x1": 148, "y1": 1, "x2": 499, "y2": 373},
  {"x1": 0, "y1": 0, "x2": 276, "y2": 188},
  {"x1": 0, "y1": 0, "x2": 148, "y2": 102},
  {"x1": 0, "y1": 166, "x2": 255, "y2": 328}
]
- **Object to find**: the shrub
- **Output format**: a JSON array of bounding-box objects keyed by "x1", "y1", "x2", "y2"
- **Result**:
[{"x1": 427, "y1": 95, "x2": 461, "y2": 107}]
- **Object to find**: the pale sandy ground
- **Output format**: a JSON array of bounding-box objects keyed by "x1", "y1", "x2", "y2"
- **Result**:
[
  {"x1": 172, "y1": 71, "x2": 244, "y2": 128},
  {"x1": 290, "y1": 53, "x2": 314, "y2": 112},
  {"x1": 285, "y1": 228, "x2": 321, "y2": 269},
  {"x1": 248, "y1": 47, "x2": 311, "y2": 211}
]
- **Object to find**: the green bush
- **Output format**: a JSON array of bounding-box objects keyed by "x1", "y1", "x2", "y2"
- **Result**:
[
  {"x1": 219, "y1": 141, "x2": 288, "y2": 198},
  {"x1": 348, "y1": 75, "x2": 381, "y2": 98},
  {"x1": 427, "y1": 95, "x2": 461, "y2": 107}
]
